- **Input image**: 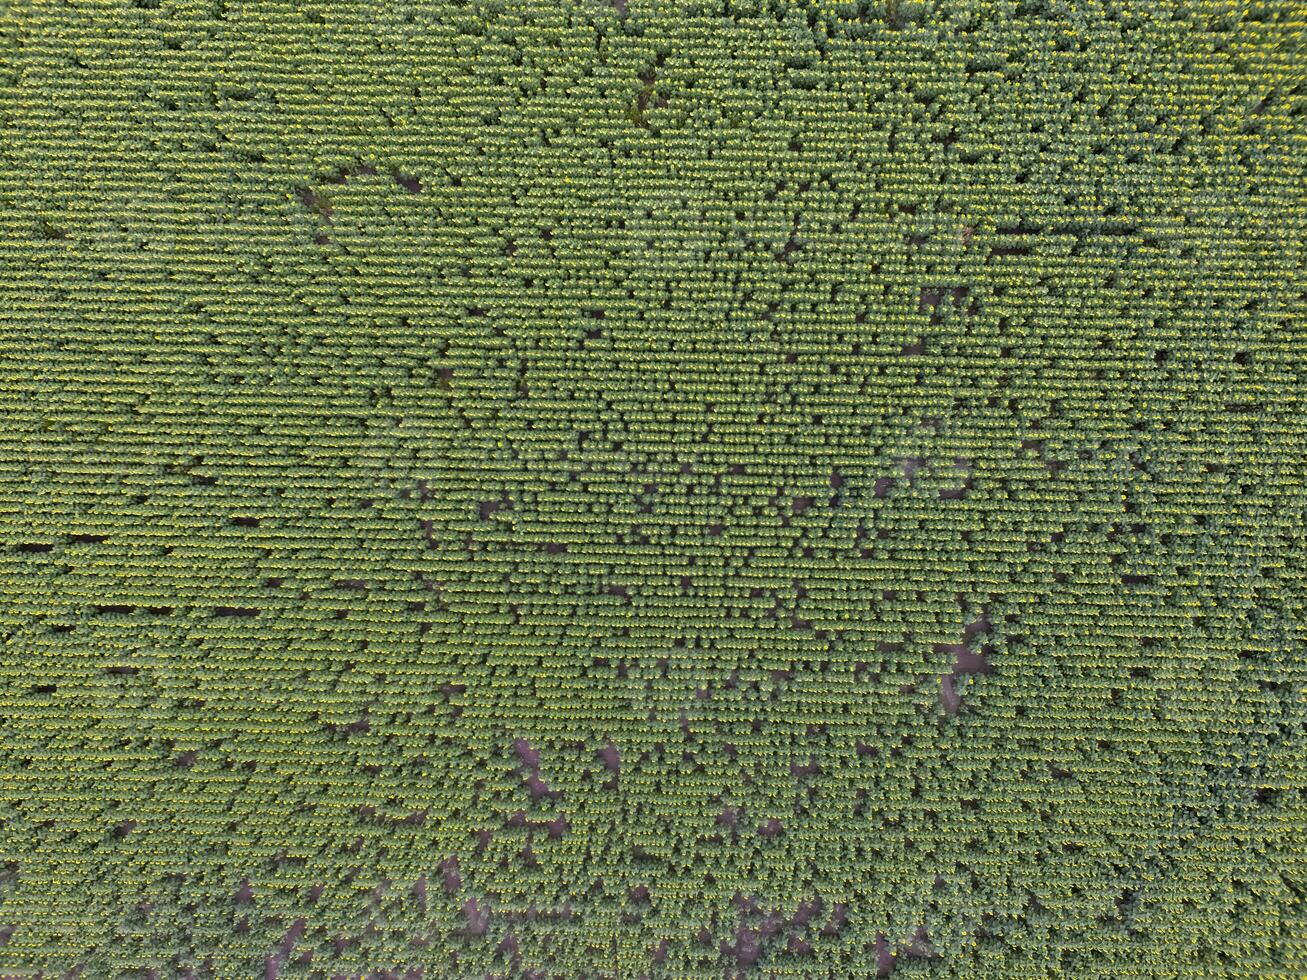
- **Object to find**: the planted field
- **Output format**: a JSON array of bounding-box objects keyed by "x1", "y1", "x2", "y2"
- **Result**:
[{"x1": 0, "y1": 1, "x2": 1303, "y2": 977}]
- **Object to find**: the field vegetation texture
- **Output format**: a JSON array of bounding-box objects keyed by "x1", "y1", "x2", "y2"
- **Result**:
[{"x1": 0, "y1": 0, "x2": 1304, "y2": 977}]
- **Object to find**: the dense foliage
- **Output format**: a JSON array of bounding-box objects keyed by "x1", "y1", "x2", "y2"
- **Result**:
[{"x1": 0, "y1": 0, "x2": 1303, "y2": 976}]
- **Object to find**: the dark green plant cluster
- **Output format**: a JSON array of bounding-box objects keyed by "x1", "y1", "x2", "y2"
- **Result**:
[{"x1": 0, "y1": 0, "x2": 1303, "y2": 976}]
